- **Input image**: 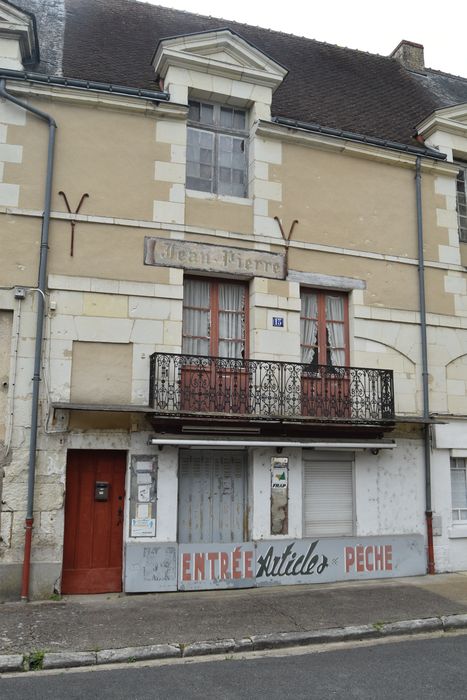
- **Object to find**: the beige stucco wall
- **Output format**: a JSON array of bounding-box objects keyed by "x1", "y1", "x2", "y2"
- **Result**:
[
  {"x1": 5, "y1": 99, "x2": 166, "y2": 220},
  {"x1": 70, "y1": 341, "x2": 133, "y2": 404},
  {"x1": 185, "y1": 194, "x2": 253, "y2": 233},
  {"x1": 273, "y1": 144, "x2": 422, "y2": 256}
]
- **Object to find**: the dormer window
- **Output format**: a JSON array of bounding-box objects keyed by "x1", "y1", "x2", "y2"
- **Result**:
[
  {"x1": 187, "y1": 100, "x2": 248, "y2": 198},
  {"x1": 455, "y1": 161, "x2": 467, "y2": 242}
]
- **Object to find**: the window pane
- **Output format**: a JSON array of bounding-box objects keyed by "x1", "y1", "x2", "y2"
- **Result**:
[
  {"x1": 200, "y1": 102, "x2": 214, "y2": 125},
  {"x1": 233, "y1": 109, "x2": 246, "y2": 130},
  {"x1": 451, "y1": 465, "x2": 467, "y2": 509},
  {"x1": 218, "y1": 284, "x2": 245, "y2": 358},
  {"x1": 457, "y1": 167, "x2": 467, "y2": 242},
  {"x1": 188, "y1": 101, "x2": 200, "y2": 121},
  {"x1": 187, "y1": 128, "x2": 214, "y2": 193},
  {"x1": 217, "y1": 135, "x2": 246, "y2": 196},
  {"x1": 220, "y1": 106, "x2": 234, "y2": 129},
  {"x1": 182, "y1": 280, "x2": 211, "y2": 356}
]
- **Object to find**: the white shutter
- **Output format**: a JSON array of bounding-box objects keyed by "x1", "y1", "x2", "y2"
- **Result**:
[{"x1": 303, "y1": 452, "x2": 353, "y2": 537}]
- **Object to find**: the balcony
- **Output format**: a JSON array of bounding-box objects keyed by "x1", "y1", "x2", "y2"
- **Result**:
[{"x1": 149, "y1": 353, "x2": 395, "y2": 425}]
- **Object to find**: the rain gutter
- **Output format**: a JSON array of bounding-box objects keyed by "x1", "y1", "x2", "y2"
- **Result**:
[{"x1": 0, "y1": 78, "x2": 57, "y2": 600}]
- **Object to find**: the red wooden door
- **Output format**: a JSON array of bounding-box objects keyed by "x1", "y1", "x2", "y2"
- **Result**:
[{"x1": 62, "y1": 450, "x2": 126, "y2": 594}]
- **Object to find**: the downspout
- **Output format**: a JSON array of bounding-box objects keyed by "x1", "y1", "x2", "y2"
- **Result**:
[
  {"x1": 415, "y1": 156, "x2": 435, "y2": 575},
  {"x1": 0, "y1": 79, "x2": 57, "y2": 600}
]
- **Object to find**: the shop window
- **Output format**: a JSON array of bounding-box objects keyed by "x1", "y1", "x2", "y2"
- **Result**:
[
  {"x1": 451, "y1": 458, "x2": 467, "y2": 522},
  {"x1": 303, "y1": 452, "x2": 354, "y2": 537},
  {"x1": 300, "y1": 290, "x2": 349, "y2": 370},
  {"x1": 455, "y1": 161, "x2": 467, "y2": 243},
  {"x1": 187, "y1": 100, "x2": 248, "y2": 198},
  {"x1": 182, "y1": 277, "x2": 248, "y2": 359}
]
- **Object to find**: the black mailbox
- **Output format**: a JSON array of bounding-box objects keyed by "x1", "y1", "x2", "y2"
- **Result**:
[{"x1": 95, "y1": 481, "x2": 109, "y2": 501}]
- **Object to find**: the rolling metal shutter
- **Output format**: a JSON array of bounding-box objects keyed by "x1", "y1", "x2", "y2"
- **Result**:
[{"x1": 303, "y1": 451, "x2": 353, "y2": 537}]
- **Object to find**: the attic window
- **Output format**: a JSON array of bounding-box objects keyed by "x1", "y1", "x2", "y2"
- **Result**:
[
  {"x1": 187, "y1": 100, "x2": 248, "y2": 198},
  {"x1": 455, "y1": 161, "x2": 467, "y2": 243}
]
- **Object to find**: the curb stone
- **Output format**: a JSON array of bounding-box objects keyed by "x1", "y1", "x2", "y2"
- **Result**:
[
  {"x1": 442, "y1": 613, "x2": 467, "y2": 630},
  {"x1": 379, "y1": 617, "x2": 443, "y2": 636},
  {"x1": 0, "y1": 655, "x2": 24, "y2": 672},
  {"x1": 250, "y1": 625, "x2": 379, "y2": 651},
  {"x1": 42, "y1": 651, "x2": 97, "y2": 670},
  {"x1": 96, "y1": 644, "x2": 181, "y2": 665},
  {"x1": 1, "y1": 613, "x2": 467, "y2": 674},
  {"x1": 183, "y1": 639, "x2": 236, "y2": 657}
]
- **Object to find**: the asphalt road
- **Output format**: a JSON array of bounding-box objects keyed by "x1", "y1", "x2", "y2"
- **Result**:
[{"x1": 1, "y1": 633, "x2": 466, "y2": 699}]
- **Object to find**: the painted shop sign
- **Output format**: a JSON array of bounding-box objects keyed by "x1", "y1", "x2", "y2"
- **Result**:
[
  {"x1": 123, "y1": 536, "x2": 425, "y2": 592},
  {"x1": 178, "y1": 543, "x2": 256, "y2": 591},
  {"x1": 254, "y1": 535, "x2": 425, "y2": 586},
  {"x1": 125, "y1": 543, "x2": 177, "y2": 592},
  {"x1": 144, "y1": 237, "x2": 285, "y2": 279}
]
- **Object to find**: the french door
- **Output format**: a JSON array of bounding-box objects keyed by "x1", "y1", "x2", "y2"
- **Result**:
[
  {"x1": 300, "y1": 290, "x2": 350, "y2": 418},
  {"x1": 180, "y1": 278, "x2": 249, "y2": 414}
]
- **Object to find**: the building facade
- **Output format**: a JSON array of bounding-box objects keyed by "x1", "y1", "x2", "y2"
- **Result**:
[{"x1": 0, "y1": 0, "x2": 466, "y2": 599}]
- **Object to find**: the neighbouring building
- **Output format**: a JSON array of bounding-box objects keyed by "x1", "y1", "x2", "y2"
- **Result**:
[{"x1": 0, "y1": 0, "x2": 466, "y2": 599}]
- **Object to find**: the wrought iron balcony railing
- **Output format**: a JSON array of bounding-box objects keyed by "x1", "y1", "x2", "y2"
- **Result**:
[{"x1": 149, "y1": 353, "x2": 395, "y2": 423}]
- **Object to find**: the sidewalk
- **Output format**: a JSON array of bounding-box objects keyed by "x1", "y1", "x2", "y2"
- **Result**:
[{"x1": 1, "y1": 572, "x2": 467, "y2": 671}]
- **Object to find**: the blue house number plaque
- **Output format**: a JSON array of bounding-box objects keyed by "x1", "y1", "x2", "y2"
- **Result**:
[{"x1": 272, "y1": 317, "x2": 284, "y2": 327}]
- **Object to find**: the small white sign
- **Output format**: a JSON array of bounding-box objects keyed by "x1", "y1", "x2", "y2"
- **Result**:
[
  {"x1": 136, "y1": 472, "x2": 152, "y2": 485},
  {"x1": 136, "y1": 503, "x2": 151, "y2": 519},
  {"x1": 131, "y1": 518, "x2": 156, "y2": 537},
  {"x1": 271, "y1": 457, "x2": 289, "y2": 489},
  {"x1": 138, "y1": 484, "x2": 151, "y2": 502}
]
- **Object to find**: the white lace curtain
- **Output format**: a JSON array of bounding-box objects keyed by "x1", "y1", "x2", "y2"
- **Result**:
[
  {"x1": 182, "y1": 280, "x2": 245, "y2": 358},
  {"x1": 301, "y1": 293, "x2": 345, "y2": 367},
  {"x1": 301, "y1": 293, "x2": 318, "y2": 364},
  {"x1": 326, "y1": 295, "x2": 345, "y2": 367},
  {"x1": 182, "y1": 279, "x2": 210, "y2": 355}
]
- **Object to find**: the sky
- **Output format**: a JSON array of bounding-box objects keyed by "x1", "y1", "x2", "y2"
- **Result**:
[{"x1": 143, "y1": 0, "x2": 467, "y2": 77}]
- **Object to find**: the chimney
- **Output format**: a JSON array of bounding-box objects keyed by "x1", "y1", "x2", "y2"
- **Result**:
[{"x1": 390, "y1": 40, "x2": 425, "y2": 73}]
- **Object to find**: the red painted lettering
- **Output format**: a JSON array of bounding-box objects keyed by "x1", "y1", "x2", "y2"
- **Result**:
[
  {"x1": 365, "y1": 546, "x2": 374, "y2": 572},
  {"x1": 232, "y1": 547, "x2": 242, "y2": 579},
  {"x1": 182, "y1": 553, "x2": 191, "y2": 581},
  {"x1": 374, "y1": 545, "x2": 384, "y2": 571},
  {"x1": 244, "y1": 550, "x2": 254, "y2": 579},
  {"x1": 207, "y1": 552, "x2": 218, "y2": 579},
  {"x1": 194, "y1": 553, "x2": 205, "y2": 581},
  {"x1": 356, "y1": 545, "x2": 364, "y2": 572},
  {"x1": 220, "y1": 552, "x2": 229, "y2": 579},
  {"x1": 345, "y1": 546, "x2": 355, "y2": 573},
  {"x1": 385, "y1": 545, "x2": 392, "y2": 571}
]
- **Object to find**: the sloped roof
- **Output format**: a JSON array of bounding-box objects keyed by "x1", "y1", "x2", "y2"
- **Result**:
[{"x1": 11, "y1": 0, "x2": 467, "y2": 147}]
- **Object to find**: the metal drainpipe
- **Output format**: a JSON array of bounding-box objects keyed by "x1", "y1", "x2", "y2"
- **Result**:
[
  {"x1": 415, "y1": 156, "x2": 435, "y2": 575},
  {"x1": 0, "y1": 79, "x2": 57, "y2": 600}
]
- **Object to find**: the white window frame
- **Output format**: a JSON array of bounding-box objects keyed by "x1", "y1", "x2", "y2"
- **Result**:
[
  {"x1": 302, "y1": 451, "x2": 355, "y2": 538},
  {"x1": 455, "y1": 160, "x2": 467, "y2": 243},
  {"x1": 187, "y1": 100, "x2": 248, "y2": 198},
  {"x1": 451, "y1": 457, "x2": 467, "y2": 523}
]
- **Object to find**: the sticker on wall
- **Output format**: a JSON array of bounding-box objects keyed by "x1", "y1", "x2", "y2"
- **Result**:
[
  {"x1": 271, "y1": 458, "x2": 289, "y2": 489},
  {"x1": 271, "y1": 457, "x2": 289, "y2": 535},
  {"x1": 130, "y1": 455, "x2": 157, "y2": 538},
  {"x1": 131, "y1": 518, "x2": 156, "y2": 537}
]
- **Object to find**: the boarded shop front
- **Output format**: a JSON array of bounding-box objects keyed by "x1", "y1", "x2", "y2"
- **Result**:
[{"x1": 125, "y1": 535, "x2": 425, "y2": 592}]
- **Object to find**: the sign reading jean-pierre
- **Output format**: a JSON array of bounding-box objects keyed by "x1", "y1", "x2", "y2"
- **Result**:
[
  {"x1": 144, "y1": 237, "x2": 285, "y2": 280},
  {"x1": 177, "y1": 536, "x2": 425, "y2": 590}
]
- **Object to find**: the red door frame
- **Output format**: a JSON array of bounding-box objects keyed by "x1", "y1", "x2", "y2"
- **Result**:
[
  {"x1": 61, "y1": 450, "x2": 126, "y2": 595},
  {"x1": 300, "y1": 290, "x2": 350, "y2": 418},
  {"x1": 181, "y1": 277, "x2": 250, "y2": 414}
]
